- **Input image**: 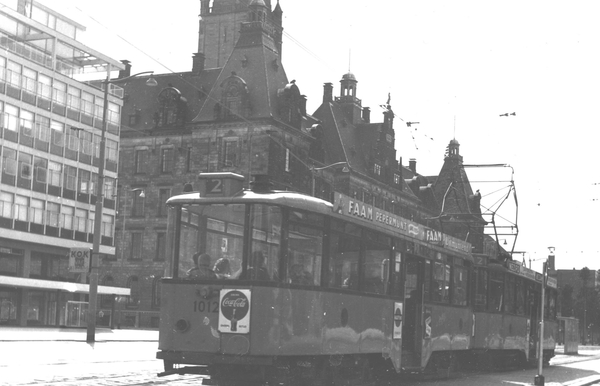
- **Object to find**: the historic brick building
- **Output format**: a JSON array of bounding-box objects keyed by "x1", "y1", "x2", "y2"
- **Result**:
[{"x1": 107, "y1": 0, "x2": 492, "y2": 328}]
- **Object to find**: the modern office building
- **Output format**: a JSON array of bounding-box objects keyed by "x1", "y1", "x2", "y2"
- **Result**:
[{"x1": 0, "y1": 0, "x2": 128, "y2": 327}]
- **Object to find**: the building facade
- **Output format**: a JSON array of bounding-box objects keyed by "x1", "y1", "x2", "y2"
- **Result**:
[
  {"x1": 110, "y1": 0, "x2": 499, "y2": 328},
  {"x1": 0, "y1": 0, "x2": 127, "y2": 327}
]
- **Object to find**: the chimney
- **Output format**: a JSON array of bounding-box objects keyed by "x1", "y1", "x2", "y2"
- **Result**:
[
  {"x1": 323, "y1": 83, "x2": 333, "y2": 104},
  {"x1": 119, "y1": 60, "x2": 131, "y2": 78},
  {"x1": 300, "y1": 95, "x2": 307, "y2": 116},
  {"x1": 192, "y1": 52, "x2": 206, "y2": 74},
  {"x1": 362, "y1": 107, "x2": 371, "y2": 123},
  {"x1": 409, "y1": 158, "x2": 417, "y2": 173}
]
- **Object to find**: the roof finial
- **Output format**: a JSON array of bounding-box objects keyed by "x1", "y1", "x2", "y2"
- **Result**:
[{"x1": 348, "y1": 48, "x2": 351, "y2": 73}]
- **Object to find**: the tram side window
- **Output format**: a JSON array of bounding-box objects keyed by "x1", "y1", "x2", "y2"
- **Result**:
[
  {"x1": 328, "y1": 230, "x2": 360, "y2": 290},
  {"x1": 361, "y1": 231, "x2": 391, "y2": 295},
  {"x1": 515, "y1": 277, "x2": 525, "y2": 315},
  {"x1": 488, "y1": 271, "x2": 504, "y2": 312},
  {"x1": 452, "y1": 264, "x2": 467, "y2": 306},
  {"x1": 505, "y1": 274, "x2": 516, "y2": 313},
  {"x1": 245, "y1": 204, "x2": 281, "y2": 281},
  {"x1": 474, "y1": 268, "x2": 488, "y2": 310},
  {"x1": 390, "y1": 251, "x2": 404, "y2": 298},
  {"x1": 286, "y1": 211, "x2": 323, "y2": 286},
  {"x1": 432, "y1": 261, "x2": 450, "y2": 303},
  {"x1": 423, "y1": 260, "x2": 431, "y2": 302}
]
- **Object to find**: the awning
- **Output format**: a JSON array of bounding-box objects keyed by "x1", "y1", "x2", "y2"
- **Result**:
[{"x1": 0, "y1": 276, "x2": 130, "y2": 296}]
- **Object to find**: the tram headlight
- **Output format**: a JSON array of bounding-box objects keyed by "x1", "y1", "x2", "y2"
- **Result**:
[{"x1": 174, "y1": 319, "x2": 190, "y2": 333}]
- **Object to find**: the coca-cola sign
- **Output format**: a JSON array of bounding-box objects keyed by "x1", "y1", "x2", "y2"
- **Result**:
[{"x1": 220, "y1": 290, "x2": 250, "y2": 321}]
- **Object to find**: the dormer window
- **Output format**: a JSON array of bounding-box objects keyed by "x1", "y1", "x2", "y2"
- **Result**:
[
  {"x1": 374, "y1": 163, "x2": 382, "y2": 176},
  {"x1": 156, "y1": 87, "x2": 187, "y2": 127},
  {"x1": 218, "y1": 73, "x2": 249, "y2": 121}
]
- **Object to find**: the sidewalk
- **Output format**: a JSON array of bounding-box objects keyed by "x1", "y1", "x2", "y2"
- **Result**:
[{"x1": 0, "y1": 326, "x2": 158, "y2": 341}]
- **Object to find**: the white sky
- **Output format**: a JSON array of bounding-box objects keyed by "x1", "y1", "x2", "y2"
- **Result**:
[{"x1": 36, "y1": 0, "x2": 600, "y2": 272}]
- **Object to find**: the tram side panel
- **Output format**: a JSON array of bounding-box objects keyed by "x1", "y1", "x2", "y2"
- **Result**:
[
  {"x1": 158, "y1": 281, "x2": 396, "y2": 360},
  {"x1": 422, "y1": 304, "x2": 472, "y2": 367}
]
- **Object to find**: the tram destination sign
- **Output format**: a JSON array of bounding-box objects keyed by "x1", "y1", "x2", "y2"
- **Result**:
[{"x1": 333, "y1": 192, "x2": 471, "y2": 254}]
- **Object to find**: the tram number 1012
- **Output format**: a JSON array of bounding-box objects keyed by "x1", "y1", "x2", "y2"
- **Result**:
[{"x1": 194, "y1": 300, "x2": 219, "y2": 313}]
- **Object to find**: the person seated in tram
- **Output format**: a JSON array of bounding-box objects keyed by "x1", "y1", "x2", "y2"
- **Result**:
[
  {"x1": 240, "y1": 251, "x2": 271, "y2": 281},
  {"x1": 187, "y1": 253, "x2": 217, "y2": 279},
  {"x1": 289, "y1": 263, "x2": 313, "y2": 285},
  {"x1": 213, "y1": 258, "x2": 232, "y2": 279}
]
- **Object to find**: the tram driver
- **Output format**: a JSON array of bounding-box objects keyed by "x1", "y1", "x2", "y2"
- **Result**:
[{"x1": 187, "y1": 253, "x2": 217, "y2": 279}]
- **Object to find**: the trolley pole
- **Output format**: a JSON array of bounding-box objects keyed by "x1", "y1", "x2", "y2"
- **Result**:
[{"x1": 534, "y1": 261, "x2": 547, "y2": 386}]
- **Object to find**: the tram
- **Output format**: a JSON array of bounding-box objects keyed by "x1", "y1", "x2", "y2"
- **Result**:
[{"x1": 156, "y1": 173, "x2": 557, "y2": 385}]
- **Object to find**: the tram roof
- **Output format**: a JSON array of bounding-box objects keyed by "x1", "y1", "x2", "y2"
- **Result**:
[{"x1": 167, "y1": 189, "x2": 334, "y2": 215}]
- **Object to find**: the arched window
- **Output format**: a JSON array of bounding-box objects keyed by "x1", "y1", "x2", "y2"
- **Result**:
[
  {"x1": 217, "y1": 72, "x2": 249, "y2": 120},
  {"x1": 126, "y1": 275, "x2": 140, "y2": 309},
  {"x1": 277, "y1": 81, "x2": 304, "y2": 129},
  {"x1": 155, "y1": 87, "x2": 187, "y2": 127}
]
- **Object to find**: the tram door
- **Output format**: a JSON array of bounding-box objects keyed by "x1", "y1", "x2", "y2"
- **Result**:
[{"x1": 402, "y1": 257, "x2": 423, "y2": 363}]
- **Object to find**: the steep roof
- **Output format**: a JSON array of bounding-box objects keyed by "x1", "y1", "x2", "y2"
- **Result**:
[
  {"x1": 432, "y1": 139, "x2": 484, "y2": 221},
  {"x1": 119, "y1": 69, "x2": 221, "y2": 135},
  {"x1": 193, "y1": 20, "x2": 288, "y2": 122},
  {"x1": 313, "y1": 99, "x2": 417, "y2": 197}
]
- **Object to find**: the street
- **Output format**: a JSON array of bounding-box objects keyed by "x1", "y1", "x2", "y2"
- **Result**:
[{"x1": 1, "y1": 340, "x2": 600, "y2": 386}]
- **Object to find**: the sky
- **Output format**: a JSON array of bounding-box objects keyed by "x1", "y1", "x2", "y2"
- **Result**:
[{"x1": 35, "y1": 0, "x2": 600, "y2": 272}]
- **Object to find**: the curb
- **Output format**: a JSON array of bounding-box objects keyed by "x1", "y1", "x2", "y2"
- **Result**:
[{"x1": 564, "y1": 375, "x2": 600, "y2": 386}]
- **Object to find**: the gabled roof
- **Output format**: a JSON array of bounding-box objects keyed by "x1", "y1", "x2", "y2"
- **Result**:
[
  {"x1": 432, "y1": 140, "x2": 484, "y2": 222},
  {"x1": 119, "y1": 69, "x2": 220, "y2": 134},
  {"x1": 193, "y1": 22, "x2": 288, "y2": 122},
  {"x1": 313, "y1": 100, "x2": 417, "y2": 197}
]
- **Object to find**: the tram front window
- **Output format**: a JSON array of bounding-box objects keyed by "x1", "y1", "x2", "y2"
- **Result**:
[
  {"x1": 174, "y1": 203, "x2": 282, "y2": 282},
  {"x1": 177, "y1": 203, "x2": 246, "y2": 280}
]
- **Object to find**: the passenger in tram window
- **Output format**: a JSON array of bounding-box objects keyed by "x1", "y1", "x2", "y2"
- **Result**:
[
  {"x1": 362, "y1": 263, "x2": 384, "y2": 294},
  {"x1": 289, "y1": 263, "x2": 312, "y2": 285},
  {"x1": 187, "y1": 253, "x2": 217, "y2": 279},
  {"x1": 241, "y1": 251, "x2": 271, "y2": 281},
  {"x1": 213, "y1": 258, "x2": 231, "y2": 279}
]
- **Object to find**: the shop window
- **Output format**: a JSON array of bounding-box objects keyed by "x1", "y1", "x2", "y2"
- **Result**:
[
  {"x1": 126, "y1": 276, "x2": 140, "y2": 308},
  {"x1": 101, "y1": 276, "x2": 115, "y2": 308}
]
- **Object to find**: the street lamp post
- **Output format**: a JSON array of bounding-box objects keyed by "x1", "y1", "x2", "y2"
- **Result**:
[
  {"x1": 535, "y1": 260, "x2": 547, "y2": 386},
  {"x1": 87, "y1": 70, "x2": 156, "y2": 343},
  {"x1": 310, "y1": 161, "x2": 350, "y2": 196}
]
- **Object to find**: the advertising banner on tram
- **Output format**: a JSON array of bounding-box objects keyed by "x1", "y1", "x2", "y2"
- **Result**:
[{"x1": 332, "y1": 192, "x2": 471, "y2": 254}]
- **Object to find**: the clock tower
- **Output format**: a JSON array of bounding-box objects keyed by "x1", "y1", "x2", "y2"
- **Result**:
[{"x1": 197, "y1": 0, "x2": 282, "y2": 69}]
